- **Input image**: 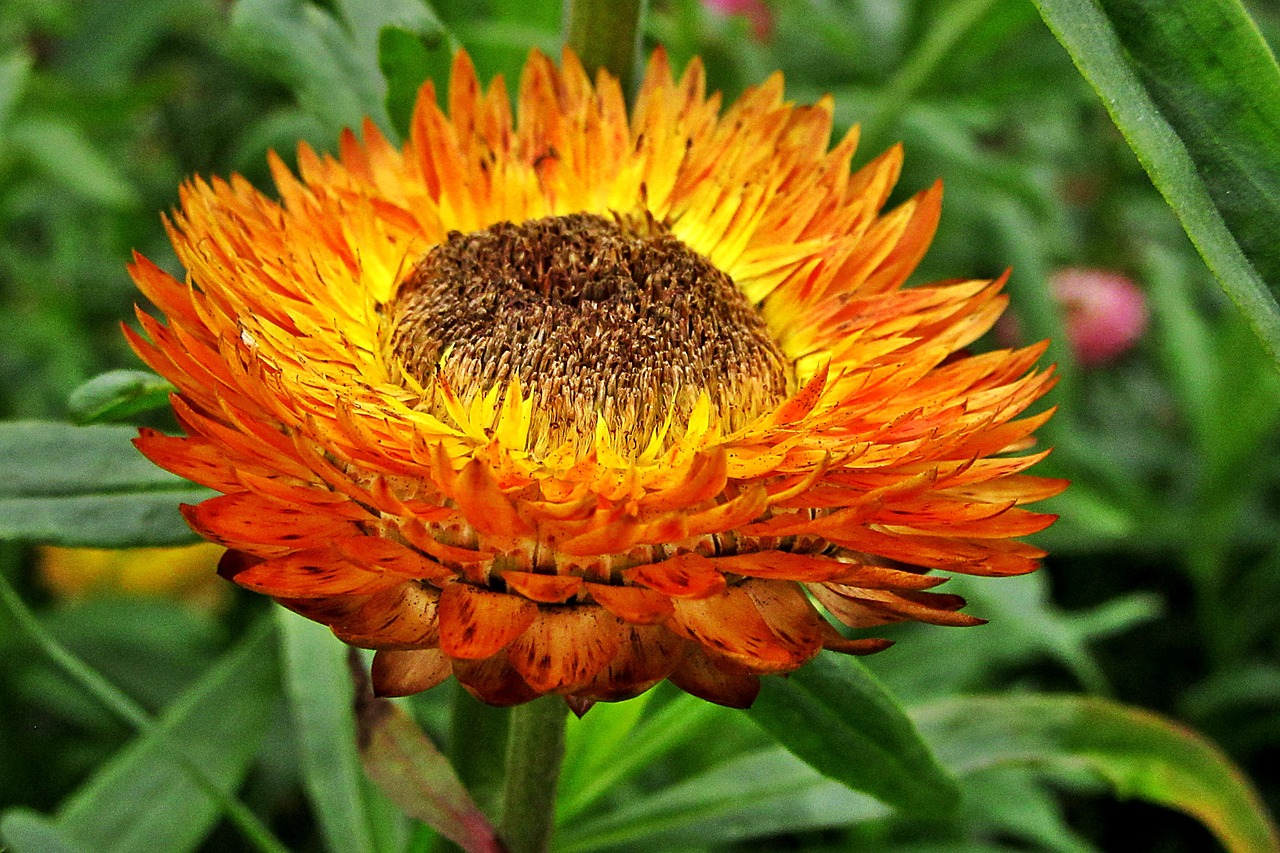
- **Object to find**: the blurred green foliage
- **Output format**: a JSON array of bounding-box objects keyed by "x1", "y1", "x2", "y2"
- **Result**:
[{"x1": 1, "y1": 0, "x2": 1279, "y2": 851}]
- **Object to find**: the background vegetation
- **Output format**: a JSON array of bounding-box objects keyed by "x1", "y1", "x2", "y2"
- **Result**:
[{"x1": 2, "y1": 0, "x2": 1279, "y2": 851}]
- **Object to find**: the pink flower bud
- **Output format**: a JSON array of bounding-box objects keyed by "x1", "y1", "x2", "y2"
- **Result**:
[
  {"x1": 997, "y1": 268, "x2": 1147, "y2": 367},
  {"x1": 1053, "y1": 268, "x2": 1148, "y2": 366}
]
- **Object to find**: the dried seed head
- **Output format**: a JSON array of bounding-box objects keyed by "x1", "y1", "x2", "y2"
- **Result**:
[{"x1": 389, "y1": 212, "x2": 791, "y2": 452}]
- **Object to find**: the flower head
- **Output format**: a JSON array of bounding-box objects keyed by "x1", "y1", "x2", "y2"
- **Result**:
[{"x1": 127, "y1": 49, "x2": 1064, "y2": 708}]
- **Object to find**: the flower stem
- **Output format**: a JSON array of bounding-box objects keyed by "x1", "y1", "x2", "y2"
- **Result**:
[
  {"x1": 562, "y1": 0, "x2": 648, "y2": 95},
  {"x1": 497, "y1": 695, "x2": 570, "y2": 853},
  {"x1": 450, "y1": 686, "x2": 511, "y2": 817}
]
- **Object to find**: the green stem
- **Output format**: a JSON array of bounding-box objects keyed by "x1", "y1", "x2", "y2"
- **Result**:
[
  {"x1": 450, "y1": 687, "x2": 512, "y2": 818},
  {"x1": 0, "y1": 575, "x2": 290, "y2": 853},
  {"x1": 562, "y1": 0, "x2": 648, "y2": 95},
  {"x1": 497, "y1": 696, "x2": 570, "y2": 853}
]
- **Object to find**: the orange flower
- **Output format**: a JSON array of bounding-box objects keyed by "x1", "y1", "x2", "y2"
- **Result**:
[{"x1": 126, "y1": 49, "x2": 1064, "y2": 709}]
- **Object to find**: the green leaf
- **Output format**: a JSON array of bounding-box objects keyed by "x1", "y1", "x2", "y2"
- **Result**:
[
  {"x1": 0, "y1": 811, "x2": 90, "y2": 853},
  {"x1": 558, "y1": 691, "x2": 731, "y2": 823},
  {"x1": 7, "y1": 117, "x2": 138, "y2": 208},
  {"x1": 67, "y1": 370, "x2": 176, "y2": 425},
  {"x1": 232, "y1": 0, "x2": 451, "y2": 139},
  {"x1": 914, "y1": 694, "x2": 1280, "y2": 853},
  {"x1": 0, "y1": 49, "x2": 33, "y2": 136},
  {"x1": 557, "y1": 747, "x2": 886, "y2": 852},
  {"x1": 355, "y1": 688, "x2": 503, "y2": 853},
  {"x1": 276, "y1": 609, "x2": 386, "y2": 853},
  {"x1": 1030, "y1": 0, "x2": 1280, "y2": 365},
  {"x1": 379, "y1": 25, "x2": 457, "y2": 139},
  {"x1": 0, "y1": 422, "x2": 210, "y2": 547},
  {"x1": 747, "y1": 651, "x2": 961, "y2": 815},
  {"x1": 23, "y1": 598, "x2": 223, "y2": 726},
  {"x1": 2, "y1": 625, "x2": 282, "y2": 853},
  {"x1": 1098, "y1": 0, "x2": 1280, "y2": 286},
  {"x1": 231, "y1": 0, "x2": 381, "y2": 136}
]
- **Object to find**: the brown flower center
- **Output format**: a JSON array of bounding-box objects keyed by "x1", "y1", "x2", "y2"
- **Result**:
[{"x1": 389, "y1": 212, "x2": 790, "y2": 452}]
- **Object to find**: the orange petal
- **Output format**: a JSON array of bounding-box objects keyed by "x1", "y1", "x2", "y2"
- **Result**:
[
  {"x1": 438, "y1": 582, "x2": 537, "y2": 659},
  {"x1": 399, "y1": 517, "x2": 495, "y2": 566},
  {"x1": 236, "y1": 470, "x2": 372, "y2": 520},
  {"x1": 184, "y1": 492, "x2": 357, "y2": 551},
  {"x1": 808, "y1": 582, "x2": 903, "y2": 628},
  {"x1": 501, "y1": 571, "x2": 583, "y2": 603},
  {"x1": 372, "y1": 648, "x2": 452, "y2": 697},
  {"x1": 821, "y1": 630, "x2": 894, "y2": 656},
  {"x1": 637, "y1": 448, "x2": 728, "y2": 512},
  {"x1": 134, "y1": 429, "x2": 241, "y2": 492},
  {"x1": 710, "y1": 551, "x2": 857, "y2": 582},
  {"x1": 331, "y1": 581, "x2": 441, "y2": 649},
  {"x1": 811, "y1": 583, "x2": 985, "y2": 628},
  {"x1": 684, "y1": 485, "x2": 770, "y2": 538},
  {"x1": 668, "y1": 645, "x2": 760, "y2": 709},
  {"x1": 572, "y1": 622, "x2": 686, "y2": 702},
  {"x1": 454, "y1": 458, "x2": 535, "y2": 537},
  {"x1": 232, "y1": 548, "x2": 393, "y2": 598},
  {"x1": 506, "y1": 606, "x2": 621, "y2": 693},
  {"x1": 624, "y1": 553, "x2": 726, "y2": 599},
  {"x1": 585, "y1": 582, "x2": 674, "y2": 624},
  {"x1": 275, "y1": 594, "x2": 371, "y2": 625},
  {"x1": 669, "y1": 585, "x2": 804, "y2": 672},
  {"x1": 336, "y1": 536, "x2": 455, "y2": 582},
  {"x1": 740, "y1": 578, "x2": 825, "y2": 663},
  {"x1": 763, "y1": 360, "x2": 829, "y2": 427},
  {"x1": 452, "y1": 651, "x2": 540, "y2": 706}
]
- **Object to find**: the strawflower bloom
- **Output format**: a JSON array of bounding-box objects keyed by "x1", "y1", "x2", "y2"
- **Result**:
[{"x1": 126, "y1": 49, "x2": 1064, "y2": 709}]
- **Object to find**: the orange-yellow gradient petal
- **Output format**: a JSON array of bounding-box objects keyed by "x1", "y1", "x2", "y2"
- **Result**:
[{"x1": 126, "y1": 48, "x2": 1065, "y2": 708}]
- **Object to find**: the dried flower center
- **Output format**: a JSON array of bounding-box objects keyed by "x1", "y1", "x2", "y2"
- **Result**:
[{"x1": 389, "y1": 212, "x2": 790, "y2": 451}]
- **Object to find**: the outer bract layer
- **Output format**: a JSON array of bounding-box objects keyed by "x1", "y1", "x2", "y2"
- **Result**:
[{"x1": 127, "y1": 49, "x2": 1065, "y2": 709}]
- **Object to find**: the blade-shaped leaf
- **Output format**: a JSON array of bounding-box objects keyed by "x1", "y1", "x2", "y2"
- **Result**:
[
  {"x1": 0, "y1": 811, "x2": 89, "y2": 853},
  {"x1": 747, "y1": 651, "x2": 961, "y2": 815},
  {"x1": 913, "y1": 694, "x2": 1280, "y2": 853},
  {"x1": 1030, "y1": 0, "x2": 1280, "y2": 364},
  {"x1": 379, "y1": 24, "x2": 457, "y2": 139},
  {"x1": 276, "y1": 609, "x2": 385, "y2": 853},
  {"x1": 0, "y1": 624, "x2": 281, "y2": 853},
  {"x1": 1095, "y1": 0, "x2": 1280, "y2": 287},
  {"x1": 558, "y1": 691, "x2": 729, "y2": 823},
  {"x1": 556, "y1": 747, "x2": 886, "y2": 853},
  {"x1": 0, "y1": 49, "x2": 32, "y2": 135},
  {"x1": 67, "y1": 370, "x2": 175, "y2": 425},
  {"x1": 232, "y1": 0, "x2": 449, "y2": 138},
  {"x1": 0, "y1": 421, "x2": 209, "y2": 547},
  {"x1": 7, "y1": 117, "x2": 138, "y2": 207},
  {"x1": 354, "y1": 676, "x2": 503, "y2": 853}
]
